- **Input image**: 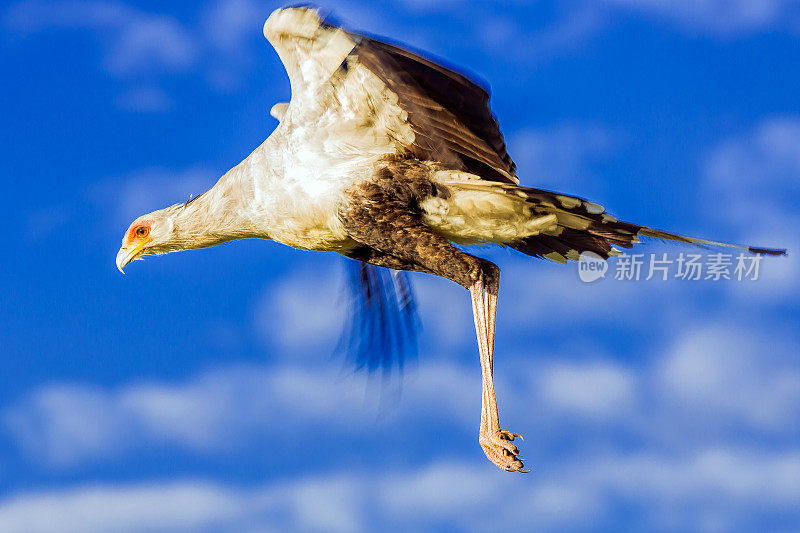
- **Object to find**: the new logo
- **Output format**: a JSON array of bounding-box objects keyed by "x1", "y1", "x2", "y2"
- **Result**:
[{"x1": 578, "y1": 251, "x2": 608, "y2": 283}]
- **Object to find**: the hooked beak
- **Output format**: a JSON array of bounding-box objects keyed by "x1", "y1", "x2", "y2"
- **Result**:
[{"x1": 116, "y1": 240, "x2": 149, "y2": 274}]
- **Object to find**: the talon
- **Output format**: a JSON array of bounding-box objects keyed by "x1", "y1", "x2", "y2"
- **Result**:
[
  {"x1": 500, "y1": 430, "x2": 523, "y2": 441},
  {"x1": 499, "y1": 441, "x2": 519, "y2": 455}
]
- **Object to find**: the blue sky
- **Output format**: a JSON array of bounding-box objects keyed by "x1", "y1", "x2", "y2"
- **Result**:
[{"x1": 2, "y1": 0, "x2": 800, "y2": 531}]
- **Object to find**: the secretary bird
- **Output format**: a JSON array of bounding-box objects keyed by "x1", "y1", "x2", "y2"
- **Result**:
[{"x1": 116, "y1": 7, "x2": 786, "y2": 472}]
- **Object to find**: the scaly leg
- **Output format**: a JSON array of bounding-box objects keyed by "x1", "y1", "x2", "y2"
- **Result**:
[
  {"x1": 483, "y1": 269, "x2": 523, "y2": 445},
  {"x1": 471, "y1": 272, "x2": 527, "y2": 473}
]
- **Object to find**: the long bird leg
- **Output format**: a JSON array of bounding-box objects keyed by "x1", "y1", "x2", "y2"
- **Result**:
[
  {"x1": 471, "y1": 269, "x2": 526, "y2": 472},
  {"x1": 482, "y1": 269, "x2": 524, "y2": 446},
  {"x1": 340, "y1": 176, "x2": 526, "y2": 472},
  {"x1": 479, "y1": 269, "x2": 496, "y2": 441}
]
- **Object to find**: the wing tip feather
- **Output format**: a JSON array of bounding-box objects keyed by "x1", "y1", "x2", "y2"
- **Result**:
[
  {"x1": 264, "y1": 6, "x2": 324, "y2": 42},
  {"x1": 747, "y1": 246, "x2": 788, "y2": 256}
]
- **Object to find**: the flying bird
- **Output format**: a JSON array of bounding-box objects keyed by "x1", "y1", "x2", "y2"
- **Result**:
[{"x1": 116, "y1": 7, "x2": 786, "y2": 472}]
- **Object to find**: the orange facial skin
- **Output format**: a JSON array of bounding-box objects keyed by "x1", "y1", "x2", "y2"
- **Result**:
[
  {"x1": 126, "y1": 220, "x2": 154, "y2": 247},
  {"x1": 116, "y1": 220, "x2": 155, "y2": 273}
]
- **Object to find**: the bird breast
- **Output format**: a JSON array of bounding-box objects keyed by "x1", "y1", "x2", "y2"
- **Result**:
[{"x1": 239, "y1": 116, "x2": 392, "y2": 252}]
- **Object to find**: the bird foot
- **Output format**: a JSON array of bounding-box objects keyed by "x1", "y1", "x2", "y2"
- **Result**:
[{"x1": 480, "y1": 429, "x2": 529, "y2": 473}]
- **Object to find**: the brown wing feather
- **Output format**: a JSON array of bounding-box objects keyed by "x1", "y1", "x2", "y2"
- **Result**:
[{"x1": 349, "y1": 35, "x2": 518, "y2": 184}]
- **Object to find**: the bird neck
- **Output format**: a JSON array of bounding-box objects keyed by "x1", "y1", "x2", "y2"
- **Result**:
[{"x1": 167, "y1": 168, "x2": 258, "y2": 251}]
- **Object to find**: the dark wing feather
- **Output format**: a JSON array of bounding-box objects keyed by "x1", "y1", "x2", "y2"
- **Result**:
[
  {"x1": 349, "y1": 36, "x2": 518, "y2": 184},
  {"x1": 338, "y1": 260, "x2": 419, "y2": 375}
]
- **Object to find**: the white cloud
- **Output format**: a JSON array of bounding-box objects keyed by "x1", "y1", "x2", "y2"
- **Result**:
[
  {"x1": 4, "y1": 365, "x2": 335, "y2": 465},
  {"x1": 379, "y1": 461, "x2": 602, "y2": 530},
  {"x1": 705, "y1": 116, "x2": 800, "y2": 217},
  {"x1": 399, "y1": 0, "x2": 466, "y2": 13},
  {"x1": 1, "y1": 449, "x2": 799, "y2": 532},
  {"x1": 5, "y1": 1, "x2": 198, "y2": 76},
  {"x1": 574, "y1": 448, "x2": 800, "y2": 531},
  {"x1": 580, "y1": 448, "x2": 800, "y2": 517},
  {"x1": 604, "y1": 0, "x2": 800, "y2": 35},
  {"x1": 539, "y1": 361, "x2": 635, "y2": 420},
  {"x1": 392, "y1": 0, "x2": 800, "y2": 67},
  {"x1": 115, "y1": 85, "x2": 172, "y2": 112},
  {"x1": 702, "y1": 116, "x2": 799, "y2": 296},
  {"x1": 4, "y1": 385, "x2": 133, "y2": 466},
  {"x1": 3, "y1": 0, "x2": 276, "y2": 103},
  {"x1": 3, "y1": 361, "x2": 478, "y2": 467},
  {"x1": 379, "y1": 461, "x2": 503, "y2": 519},
  {"x1": 0, "y1": 476, "x2": 364, "y2": 533},
  {"x1": 7, "y1": 0, "x2": 799, "y2": 111},
  {"x1": 254, "y1": 268, "x2": 344, "y2": 353},
  {"x1": 253, "y1": 260, "x2": 477, "y2": 361},
  {"x1": 508, "y1": 124, "x2": 619, "y2": 195},
  {"x1": 657, "y1": 326, "x2": 800, "y2": 432},
  {"x1": 7, "y1": 314, "x2": 799, "y2": 467},
  {"x1": 412, "y1": 273, "x2": 473, "y2": 350},
  {"x1": 105, "y1": 15, "x2": 197, "y2": 75},
  {"x1": 3, "y1": 0, "x2": 134, "y2": 32},
  {"x1": 89, "y1": 167, "x2": 216, "y2": 226},
  {"x1": 383, "y1": 0, "x2": 607, "y2": 63},
  {"x1": 0, "y1": 482, "x2": 245, "y2": 533},
  {"x1": 24, "y1": 206, "x2": 73, "y2": 241},
  {"x1": 491, "y1": 4, "x2": 607, "y2": 62},
  {"x1": 202, "y1": 0, "x2": 266, "y2": 54},
  {"x1": 496, "y1": 257, "x2": 701, "y2": 335},
  {"x1": 201, "y1": 0, "x2": 273, "y2": 91}
]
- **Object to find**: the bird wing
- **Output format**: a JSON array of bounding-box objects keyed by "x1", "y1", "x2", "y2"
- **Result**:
[
  {"x1": 263, "y1": 9, "x2": 358, "y2": 103},
  {"x1": 263, "y1": 7, "x2": 518, "y2": 184}
]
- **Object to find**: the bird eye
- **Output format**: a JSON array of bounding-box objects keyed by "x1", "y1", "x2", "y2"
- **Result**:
[{"x1": 135, "y1": 226, "x2": 149, "y2": 237}]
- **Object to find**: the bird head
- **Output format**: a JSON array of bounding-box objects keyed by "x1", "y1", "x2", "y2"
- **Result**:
[{"x1": 116, "y1": 207, "x2": 179, "y2": 273}]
